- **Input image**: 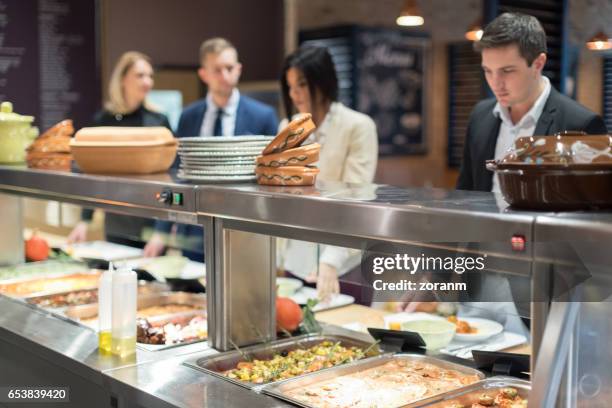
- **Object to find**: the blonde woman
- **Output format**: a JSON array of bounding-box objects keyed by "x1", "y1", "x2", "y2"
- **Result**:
[{"x1": 68, "y1": 51, "x2": 170, "y2": 246}]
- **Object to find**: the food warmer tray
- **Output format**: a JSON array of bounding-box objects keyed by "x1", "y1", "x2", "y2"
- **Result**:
[
  {"x1": 418, "y1": 376, "x2": 530, "y2": 407},
  {"x1": 183, "y1": 334, "x2": 382, "y2": 390},
  {"x1": 260, "y1": 353, "x2": 485, "y2": 408}
]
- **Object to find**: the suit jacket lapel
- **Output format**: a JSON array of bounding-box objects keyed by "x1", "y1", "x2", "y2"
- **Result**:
[
  {"x1": 234, "y1": 96, "x2": 244, "y2": 135},
  {"x1": 193, "y1": 101, "x2": 207, "y2": 136},
  {"x1": 481, "y1": 108, "x2": 501, "y2": 165},
  {"x1": 534, "y1": 88, "x2": 556, "y2": 136}
]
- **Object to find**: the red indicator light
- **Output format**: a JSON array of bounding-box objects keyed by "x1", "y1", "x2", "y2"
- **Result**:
[{"x1": 511, "y1": 235, "x2": 526, "y2": 252}]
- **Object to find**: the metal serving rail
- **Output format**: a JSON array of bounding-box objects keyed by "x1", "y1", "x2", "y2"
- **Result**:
[{"x1": 1, "y1": 165, "x2": 610, "y2": 406}]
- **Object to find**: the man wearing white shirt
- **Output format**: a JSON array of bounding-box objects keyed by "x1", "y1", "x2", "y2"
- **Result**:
[
  {"x1": 144, "y1": 38, "x2": 278, "y2": 260},
  {"x1": 402, "y1": 13, "x2": 607, "y2": 335},
  {"x1": 452, "y1": 12, "x2": 607, "y2": 337},
  {"x1": 457, "y1": 12, "x2": 607, "y2": 191}
]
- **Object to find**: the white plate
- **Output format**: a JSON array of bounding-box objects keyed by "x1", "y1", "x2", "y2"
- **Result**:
[
  {"x1": 179, "y1": 141, "x2": 268, "y2": 148},
  {"x1": 119, "y1": 256, "x2": 205, "y2": 281},
  {"x1": 63, "y1": 241, "x2": 143, "y2": 261},
  {"x1": 452, "y1": 317, "x2": 504, "y2": 342},
  {"x1": 383, "y1": 312, "x2": 445, "y2": 330},
  {"x1": 289, "y1": 286, "x2": 355, "y2": 312},
  {"x1": 178, "y1": 146, "x2": 264, "y2": 153},
  {"x1": 180, "y1": 159, "x2": 255, "y2": 168},
  {"x1": 179, "y1": 136, "x2": 273, "y2": 143},
  {"x1": 177, "y1": 172, "x2": 257, "y2": 183},
  {"x1": 179, "y1": 151, "x2": 260, "y2": 158},
  {"x1": 276, "y1": 277, "x2": 303, "y2": 297},
  {"x1": 179, "y1": 168, "x2": 254, "y2": 176},
  {"x1": 181, "y1": 156, "x2": 255, "y2": 165},
  {"x1": 180, "y1": 164, "x2": 255, "y2": 172}
]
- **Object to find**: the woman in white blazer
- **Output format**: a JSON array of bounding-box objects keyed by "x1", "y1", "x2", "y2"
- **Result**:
[{"x1": 278, "y1": 46, "x2": 379, "y2": 302}]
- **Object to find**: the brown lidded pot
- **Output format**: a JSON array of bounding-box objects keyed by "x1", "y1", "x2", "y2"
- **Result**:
[{"x1": 487, "y1": 132, "x2": 612, "y2": 210}]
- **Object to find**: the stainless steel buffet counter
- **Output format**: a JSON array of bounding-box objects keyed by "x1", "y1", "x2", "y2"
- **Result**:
[{"x1": 1, "y1": 165, "x2": 611, "y2": 407}]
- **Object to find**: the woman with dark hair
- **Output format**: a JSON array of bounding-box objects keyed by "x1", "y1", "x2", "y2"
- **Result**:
[{"x1": 278, "y1": 45, "x2": 378, "y2": 302}]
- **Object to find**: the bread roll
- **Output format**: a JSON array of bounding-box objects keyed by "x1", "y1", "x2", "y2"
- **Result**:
[
  {"x1": 27, "y1": 119, "x2": 73, "y2": 153},
  {"x1": 26, "y1": 151, "x2": 72, "y2": 170}
]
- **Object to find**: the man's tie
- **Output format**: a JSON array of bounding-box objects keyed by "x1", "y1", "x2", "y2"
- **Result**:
[{"x1": 213, "y1": 108, "x2": 224, "y2": 136}]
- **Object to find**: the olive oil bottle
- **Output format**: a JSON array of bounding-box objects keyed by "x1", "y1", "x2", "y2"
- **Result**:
[
  {"x1": 98, "y1": 263, "x2": 113, "y2": 354},
  {"x1": 111, "y1": 267, "x2": 137, "y2": 358}
]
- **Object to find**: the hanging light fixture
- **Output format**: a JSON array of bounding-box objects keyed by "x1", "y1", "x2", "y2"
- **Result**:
[
  {"x1": 465, "y1": 18, "x2": 483, "y2": 42},
  {"x1": 396, "y1": 0, "x2": 424, "y2": 27},
  {"x1": 586, "y1": 31, "x2": 612, "y2": 51}
]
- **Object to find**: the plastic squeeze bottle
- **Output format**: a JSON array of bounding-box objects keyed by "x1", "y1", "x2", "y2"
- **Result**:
[
  {"x1": 98, "y1": 262, "x2": 114, "y2": 354},
  {"x1": 111, "y1": 267, "x2": 137, "y2": 357}
]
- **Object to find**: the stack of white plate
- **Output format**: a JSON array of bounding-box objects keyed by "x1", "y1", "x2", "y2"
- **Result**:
[{"x1": 177, "y1": 136, "x2": 273, "y2": 182}]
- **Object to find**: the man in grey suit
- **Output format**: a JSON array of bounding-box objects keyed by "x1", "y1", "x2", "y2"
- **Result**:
[{"x1": 457, "y1": 12, "x2": 607, "y2": 192}]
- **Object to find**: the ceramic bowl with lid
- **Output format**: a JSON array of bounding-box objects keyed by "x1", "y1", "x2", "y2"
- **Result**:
[
  {"x1": 487, "y1": 132, "x2": 612, "y2": 210},
  {"x1": 0, "y1": 101, "x2": 39, "y2": 163}
]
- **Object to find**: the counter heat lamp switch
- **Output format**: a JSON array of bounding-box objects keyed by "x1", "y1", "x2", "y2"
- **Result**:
[
  {"x1": 511, "y1": 235, "x2": 526, "y2": 252},
  {"x1": 156, "y1": 190, "x2": 172, "y2": 205}
]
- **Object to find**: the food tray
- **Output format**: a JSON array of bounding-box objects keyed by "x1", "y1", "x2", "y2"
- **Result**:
[
  {"x1": 183, "y1": 334, "x2": 381, "y2": 390},
  {"x1": 64, "y1": 291, "x2": 206, "y2": 324},
  {"x1": 0, "y1": 260, "x2": 87, "y2": 281},
  {"x1": 24, "y1": 281, "x2": 169, "y2": 309},
  {"x1": 419, "y1": 376, "x2": 530, "y2": 407},
  {"x1": 136, "y1": 310, "x2": 208, "y2": 351},
  {"x1": 261, "y1": 353, "x2": 485, "y2": 408},
  {"x1": 0, "y1": 271, "x2": 101, "y2": 298}
]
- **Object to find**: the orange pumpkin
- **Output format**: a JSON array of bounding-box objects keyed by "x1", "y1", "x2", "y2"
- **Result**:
[
  {"x1": 276, "y1": 296, "x2": 303, "y2": 332},
  {"x1": 25, "y1": 231, "x2": 49, "y2": 262}
]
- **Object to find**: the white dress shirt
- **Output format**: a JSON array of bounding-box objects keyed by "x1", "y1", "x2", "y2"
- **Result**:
[
  {"x1": 199, "y1": 89, "x2": 240, "y2": 136},
  {"x1": 491, "y1": 76, "x2": 551, "y2": 193},
  {"x1": 278, "y1": 103, "x2": 379, "y2": 280}
]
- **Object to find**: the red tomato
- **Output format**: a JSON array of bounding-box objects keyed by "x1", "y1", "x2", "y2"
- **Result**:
[
  {"x1": 25, "y1": 231, "x2": 49, "y2": 261},
  {"x1": 276, "y1": 297, "x2": 303, "y2": 332}
]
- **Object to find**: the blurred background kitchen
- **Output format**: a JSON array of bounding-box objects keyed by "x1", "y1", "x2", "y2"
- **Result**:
[{"x1": 3, "y1": 0, "x2": 611, "y2": 238}]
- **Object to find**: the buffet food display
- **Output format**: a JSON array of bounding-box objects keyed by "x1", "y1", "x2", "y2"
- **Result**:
[
  {"x1": 224, "y1": 340, "x2": 367, "y2": 384},
  {"x1": 63, "y1": 291, "x2": 208, "y2": 348},
  {"x1": 262, "y1": 354, "x2": 484, "y2": 408},
  {"x1": 0, "y1": 272, "x2": 101, "y2": 297},
  {"x1": 187, "y1": 334, "x2": 380, "y2": 389},
  {"x1": 420, "y1": 378, "x2": 530, "y2": 408},
  {"x1": 0, "y1": 260, "x2": 86, "y2": 281}
]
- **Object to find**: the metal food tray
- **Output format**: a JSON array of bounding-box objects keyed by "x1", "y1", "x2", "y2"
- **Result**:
[
  {"x1": 24, "y1": 281, "x2": 169, "y2": 309},
  {"x1": 64, "y1": 291, "x2": 206, "y2": 322},
  {"x1": 261, "y1": 353, "x2": 485, "y2": 408},
  {"x1": 183, "y1": 334, "x2": 381, "y2": 390},
  {"x1": 418, "y1": 376, "x2": 530, "y2": 407},
  {"x1": 0, "y1": 260, "x2": 87, "y2": 281},
  {"x1": 64, "y1": 291, "x2": 207, "y2": 351},
  {"x1": 0, "y1": 271, "x2": 101, "y2": 298}
]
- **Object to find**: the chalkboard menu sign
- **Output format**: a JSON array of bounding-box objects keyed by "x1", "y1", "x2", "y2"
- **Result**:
[
  {"x1": 0, "y1": 0, "x2": 100, "y2": 131},
  {"x1": 355, "y1": 29, "x2": 428, "y2": 155},
  {"x1": 300, "y1": 26, "x2": 429, "y2": 155}
]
